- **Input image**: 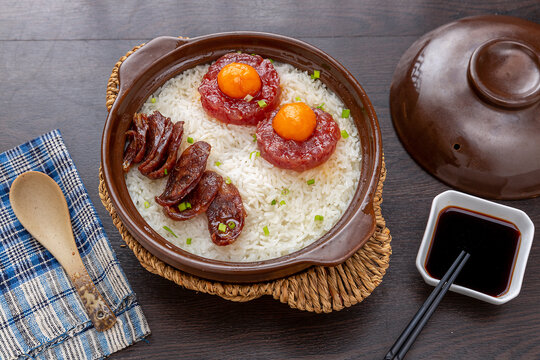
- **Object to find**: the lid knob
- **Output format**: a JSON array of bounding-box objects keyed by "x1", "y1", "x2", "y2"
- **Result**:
[{"x1": 468, "y1": 39, "x2": 540, "y2": 108}]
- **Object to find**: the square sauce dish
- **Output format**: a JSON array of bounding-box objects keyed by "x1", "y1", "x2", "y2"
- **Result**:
[{"x1": 416, "y1": 190, "x2": 535, "y2": 305}]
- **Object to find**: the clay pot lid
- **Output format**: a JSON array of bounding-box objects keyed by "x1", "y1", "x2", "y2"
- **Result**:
[{"x1": 390, "y1": 15, "x2": 540, "y2": 200}]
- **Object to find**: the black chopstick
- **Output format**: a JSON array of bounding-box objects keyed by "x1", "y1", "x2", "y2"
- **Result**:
[{"x1": 384, "y1": 249, "x2": 470, "y2": 360}]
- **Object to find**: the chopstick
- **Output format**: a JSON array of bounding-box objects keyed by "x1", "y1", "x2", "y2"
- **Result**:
[{"x1": 384, "y1": 249, "x2": 470, "y2": 360}]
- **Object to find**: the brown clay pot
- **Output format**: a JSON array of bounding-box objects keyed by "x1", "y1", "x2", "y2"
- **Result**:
[{"x1": 101, "y1": 33, "x2": 382, "y2": 282}]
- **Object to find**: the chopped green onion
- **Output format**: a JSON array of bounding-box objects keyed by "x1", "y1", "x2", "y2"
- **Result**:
[
  {"x1": 257, "y1": 100, "x2": 267, "y2": 108},
  {"x1": 186, "y1": 202, "x2": 192, "y2": 209},
  {"x1": 187, "y1": 137, "x2": 194, "y2": 144},
  {"x1": 250, "y1": 151, "x2": 260, "y2": 159},
  {"x1": 263, "y1": 226, "x2": 269, "y2": 236},
  {"x1": 341, "y1": 109, "x2": 350, "y2": 118},
  {"x1": 341, "y1": 130, "x2": 349, "y2": 139},
  {"x1": 228, "y1": 221, "x2": 236, "y2": 229},
  {"x1": 315, "y1": 215, "x2": 324, "y2": 221},
  {"x1": 279, "y1": 200, "x2": 286, "y2": 206},
  {"x1": 218, "y1": 223, "x2": 227, "y2": 232},
  {"x1": 178, "y1": 202, "x2": 187, "y2": 211},
  {"x1": 186, "y1": 238, "x2": 192, "y2": 245},
  {"x1": 311, "y1": 70, "x2": 320, "y2": 79},
  {"x1": 281, "y1": 188, "x2": 289, "y2": 195},
  {"x1": 244, "y1": 94, "x2": 254, "y2": 102},
  {"x1": 163, "y1": 226, "x2": 177, "y2": 238},
  {"x1": 225, "y1": 177, "x2": 232, "y2": 184},
  {"x1": 150, "y1": 97, "x2": 156, "y2": 103},
  {"x1": 267, "y1": 58, "x2": 274, "y2": 63},
  {"x1": 307, "y1": 179, "x2": 315, "y2": 185},
  {"x1": 164, "y1": 168, "x2": 168, "y2": 175},
  {"x1": 215, "y1": 161, "x2": 221, "y2": 167},
  {"x1": 251, "y1": 53, "x2": 256, "y2": 56},
  {"x1": 294, "y1": 97, "x2": 301, "y2": 102},
  {"x1": 316, "y1": 103, "x2": 325, "y2": 110},
  {"x1": 144, "y1": 201, "x2": 150, "y2": 209},
  {"x1": 271, "y1": 199, "x2": 277, "y2": 205},
  {"x1": 236, "y1": 50, "x2": 242, "y2": 53},
  {"x1": 252, "y1": 134, "x2": 257, "y2": 142}
]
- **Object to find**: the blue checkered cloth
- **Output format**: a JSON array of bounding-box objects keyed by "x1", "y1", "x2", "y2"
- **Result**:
[{"x1": 0, "y1": 130, "x2": 150, "y2": 359}]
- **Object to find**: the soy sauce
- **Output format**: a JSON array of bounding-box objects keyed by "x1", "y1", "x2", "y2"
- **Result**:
[{"x1": 425, "y1": 206, "x2": 520, "y2": 297}]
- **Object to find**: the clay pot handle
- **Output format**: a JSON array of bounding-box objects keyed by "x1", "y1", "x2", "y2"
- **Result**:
[
  {"x1": 468, "y1": 38, "x2": 540, "y2": 108},
  {"x1": 292, "y1": 203, "x2": 376, "y2": 266},
  {"x1": 116, "y1": 36, "x2": 190, "y2": 103}
]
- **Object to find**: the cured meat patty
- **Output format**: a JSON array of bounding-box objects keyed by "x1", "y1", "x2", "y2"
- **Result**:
[
  {"x1": 256, "y1": 108, "x2": 341, "y2": 172},
  {"x1": 198, "y1": 53, "x2": 281, "y2": 125}
]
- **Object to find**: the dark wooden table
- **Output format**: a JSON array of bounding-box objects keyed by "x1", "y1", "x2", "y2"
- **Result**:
[{"x1": 2, "y1": 1, "x2": 539, "y2": 359}]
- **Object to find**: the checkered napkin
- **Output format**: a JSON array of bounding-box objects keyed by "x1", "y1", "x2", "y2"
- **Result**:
[{"x1": 0, "y1": 130, "x2": 150, "y2": 359}]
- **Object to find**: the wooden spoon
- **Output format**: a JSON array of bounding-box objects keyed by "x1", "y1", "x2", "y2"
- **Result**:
[{"x1": 9, "y1": 171, "x2": 116, "y2": 332}]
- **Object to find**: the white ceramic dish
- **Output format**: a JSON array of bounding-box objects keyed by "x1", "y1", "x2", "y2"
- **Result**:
[{"x1": 416, "y1": 190, "x2": 535, "y2": 305}]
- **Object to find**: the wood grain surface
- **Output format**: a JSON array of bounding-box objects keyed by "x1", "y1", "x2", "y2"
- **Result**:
[{"x1": 1, "y1": 1, "x2": 539, "y2": 359}]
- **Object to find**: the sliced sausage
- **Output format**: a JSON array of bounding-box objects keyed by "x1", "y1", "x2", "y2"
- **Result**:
[
  {"x1": 132, "y1": 113, "x2": 149, "y2": 163},
  {"x1": 140, "y1": 112, "x2": 166, "y2": 169},
  {"x1": 139, "y1": 112, "x2": 173, "y2": 175},
  {"x1": 155, "y1": 141, "x2": 211, "y2": 206},
  {"x1": 123, "y1": 130, "x2": 138, "y2": 172},
  {"x1": 163, "y1": 171, "x2": 223, "y2": 221},
  {"x1": 147, "y1": 121, "x2": 184, "y2": 179},
  {"x1": 206, "y1": 181, "x2": 246, "y2": 246},
  {"x1": 122, "y1": 113, "x2": 148, "y2": 171}
]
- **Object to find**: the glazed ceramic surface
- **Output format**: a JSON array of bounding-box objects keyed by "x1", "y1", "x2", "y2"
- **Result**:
[
  {"x1": 416, "y1": 190, "x2": 535, "y2": 305},
  {"x1": 390, "y1": 16, "x2": 540, "y2": 199},
  {"x1": 101, "y1": 33, "x2": 382, "y2": 283}
]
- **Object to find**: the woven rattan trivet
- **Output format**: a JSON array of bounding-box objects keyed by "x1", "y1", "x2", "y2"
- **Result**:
[{"x1": 100, "y1": 42, "x2": 392, "y2": 313}]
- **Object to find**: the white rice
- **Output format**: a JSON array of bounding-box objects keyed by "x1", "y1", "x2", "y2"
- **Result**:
[{"x1": 125, "y1": 61, "x2": 361, "y2": 262}]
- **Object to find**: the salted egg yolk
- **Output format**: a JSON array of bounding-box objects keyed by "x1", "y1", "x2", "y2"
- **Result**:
[
  {"x1": 217, "y1": 63, "x2": 262, "y2": 99},
  {"x1": 272, "y1": 102, "x2": 317, "y2": 142}
]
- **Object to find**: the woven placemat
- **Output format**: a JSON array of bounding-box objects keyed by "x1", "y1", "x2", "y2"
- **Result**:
[{"x1": 100, "y1": 41, "x2": 392, "y2": 313}]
